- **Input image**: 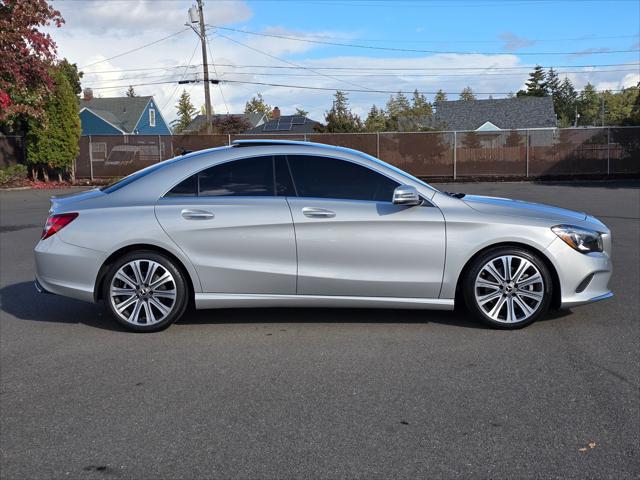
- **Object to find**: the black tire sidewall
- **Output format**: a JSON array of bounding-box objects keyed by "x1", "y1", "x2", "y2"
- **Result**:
[
  {"x1": 463, "y1": 247, "x2": 553, "y2": 329},
  {"x1": 102, "y1": 251, "x2": 188, "y2": 332}
]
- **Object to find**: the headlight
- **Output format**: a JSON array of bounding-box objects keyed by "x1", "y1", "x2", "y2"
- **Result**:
[{"x1": 551, "y1": 225, "x2": 603, "y2": 253}]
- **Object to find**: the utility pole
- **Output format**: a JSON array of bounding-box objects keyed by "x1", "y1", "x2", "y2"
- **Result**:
[{"x1": 188, "y1": 1, "x2": 213, "y2": 133}]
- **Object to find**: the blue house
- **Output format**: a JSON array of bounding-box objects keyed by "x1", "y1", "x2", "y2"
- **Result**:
[{"x1": 79, "y1": 92, "x2": 171, "y2": 136}]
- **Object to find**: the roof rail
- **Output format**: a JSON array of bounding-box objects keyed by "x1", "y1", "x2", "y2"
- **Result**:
[{"x1": 231, "y1": 139, "x2": 313, "y2": 147}]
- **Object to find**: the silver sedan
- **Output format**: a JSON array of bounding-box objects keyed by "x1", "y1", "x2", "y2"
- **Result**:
[{"x1": 34, "y1": 140, "x2": 613, "y2": 332}]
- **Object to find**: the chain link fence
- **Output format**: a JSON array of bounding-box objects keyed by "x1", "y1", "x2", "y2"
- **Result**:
[{"x1": 74, "y1": 127, "x2": 640, "y2": 180}]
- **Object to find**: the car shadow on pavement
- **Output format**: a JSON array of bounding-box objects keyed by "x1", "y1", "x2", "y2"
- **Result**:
[{"x1": 1, "y1": 281, "x2": 572, "y2": 332}]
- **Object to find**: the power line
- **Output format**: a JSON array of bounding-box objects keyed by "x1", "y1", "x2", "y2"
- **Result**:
[
  {"x1": 80, "y1": 62, "x2": 640, "y2": 75},
  {"x1": 161, "y1": 40, "x2": 201, "y2": 114},
  {"x1": 80, "y1": 29, "x2": 190, "y2": 69},
  {"x1": 213, "y1": 32, "x2": 376, "y2": 93},
  {"x1": 86, "y1": 78, "x2": 633, "y2": 95},
  {"x1": 80, "y1": 67, "x2": 640, "y2": 87},
  {"x1": 209, "y1": 25, "x2": 640, "y2": 56}
]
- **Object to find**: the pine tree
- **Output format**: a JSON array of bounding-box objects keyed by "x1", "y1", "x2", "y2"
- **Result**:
[
  {"x1": 459, "y1": 86, "x2": 476, "y2": 101},
  {"x1": 364, "y1": 105, "x2": 387, "y2": 132},
  {"x1": 434, "y1": 89, "x2": 447, "y2": 103},
  {"x1": 244, "y1": 93, "x2": 272, "y2": 119},
  {"x1": 295, "y1": 107, "x2": 309, "y2": 117},
  {"x1": 126, "y1": 85, "x2": 136, "y2": 97},
  {"x1": 172, "y1": 89, "x2": 197, "y2": 134},
  {"x1": 323, "y1": 90, "x2": 363, "y2": 133},
  {"x1": 578, "y1": 83, "x2": 600, "y2": 126},
  {"x1": 556, "y1": 77, "x2": 578, "y2": 127},
  {"x1": 26, "y1": 67, "x2": 81, "y2": 181},
  {"x1": 518, "y1": 65, "x2": 548, "y2": 97}
]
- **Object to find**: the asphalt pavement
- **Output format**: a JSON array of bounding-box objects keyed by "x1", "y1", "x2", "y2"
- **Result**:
[{"x1": 1, "y1": 181, "x2": 638, "y2": 479}]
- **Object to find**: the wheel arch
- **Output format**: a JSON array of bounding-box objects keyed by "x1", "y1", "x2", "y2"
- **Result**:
[
  {"x1": 454, "y1": 241, "x2": 561, "y2": 309},
  {"x1": 94, "y1": 243, "x2": 196, "y2": 305}
]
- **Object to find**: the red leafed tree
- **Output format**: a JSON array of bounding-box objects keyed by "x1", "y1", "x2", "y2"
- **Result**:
[{"x1": 0, "y1": 0, "x2": 64, "y2": 131}]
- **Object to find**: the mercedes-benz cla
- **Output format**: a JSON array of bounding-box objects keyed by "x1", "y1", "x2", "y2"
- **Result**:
[{"x1": 35, "y1": 140, "x2": 613, "y2": 332}]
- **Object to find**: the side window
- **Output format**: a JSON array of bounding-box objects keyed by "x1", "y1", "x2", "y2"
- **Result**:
[
  {"x1": 274, "y1": 156, "x2": 296, "y2": 196},
  {"x1": 286, "y1": 155, "x2": 399, "y2": 202},
  {"x1": 149, "y1": 109, "x2": 156, "y2": 127},
  {"x1": 199, "y1": 156, "x2": 274, "y2": 197},
  {"x1": 165, "y1": 174, "x2": 197, "y2": 196}
]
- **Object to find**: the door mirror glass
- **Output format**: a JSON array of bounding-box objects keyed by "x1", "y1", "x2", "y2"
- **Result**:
[{"x1": 392, "y1": 185, "x2": 421, "y2": 206}]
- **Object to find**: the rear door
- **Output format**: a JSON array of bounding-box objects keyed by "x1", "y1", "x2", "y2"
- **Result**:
[
  {"x1": 155, "y1": 155, "x2": 297, "y2": 294},
  {"x1": 281, "y1": 155, "x2": 446, "y2": 298}
]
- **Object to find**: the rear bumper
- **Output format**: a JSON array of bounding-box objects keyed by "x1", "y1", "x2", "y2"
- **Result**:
[{"x1": 34, "y1": 234, "x2": 105, "y2": 303}]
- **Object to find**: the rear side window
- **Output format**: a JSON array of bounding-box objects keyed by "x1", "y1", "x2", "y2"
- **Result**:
[
  {"x1": 165, "y1": 156, "x2": 276, "y2": 197},
  {"x1": 286, "y1": 155, "x2": 399, "y2": 202}
]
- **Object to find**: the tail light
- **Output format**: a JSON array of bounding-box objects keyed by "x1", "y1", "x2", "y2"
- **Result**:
[{"x1": 41, "y1": 213, "x2": 79, "y2": 240}]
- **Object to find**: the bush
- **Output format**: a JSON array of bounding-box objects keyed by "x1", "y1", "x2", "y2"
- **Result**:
[{"x1": 0, "y1": 164, "x2": 28, "y2": 187}]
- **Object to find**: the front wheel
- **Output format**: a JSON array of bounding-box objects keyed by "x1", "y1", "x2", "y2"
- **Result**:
[
  {"x1": 103, "y1": 251, "x2": 189, "y2": 332},
  {"x1": 462, "y1": 247, "x2": 553, "y2": 329}
]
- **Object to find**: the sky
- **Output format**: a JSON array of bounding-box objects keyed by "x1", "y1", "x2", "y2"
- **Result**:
[{"x1": 47, "y1": 0, "x2": 640, "y2": 124}]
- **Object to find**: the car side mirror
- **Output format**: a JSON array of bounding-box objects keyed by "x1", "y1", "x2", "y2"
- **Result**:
[{"x1": 392, "y1": 185, "x2": 422, "y2": 206}]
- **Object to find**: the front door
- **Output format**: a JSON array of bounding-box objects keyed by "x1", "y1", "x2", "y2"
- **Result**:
[{"x1": 283, "y1": 155, "x2": 446, "y2": 298}]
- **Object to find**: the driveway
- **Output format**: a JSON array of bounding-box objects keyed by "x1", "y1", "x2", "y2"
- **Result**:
[{"x1": 1, "y1": 181, "x2": 638, "y2": 479}]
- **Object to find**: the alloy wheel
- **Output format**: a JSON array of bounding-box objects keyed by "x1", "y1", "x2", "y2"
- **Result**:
[
  {"x1": 474, "y1": 255, "x2": 545, "y2": 324},
  {"x1": 109, "y1": 260, "x2": 177, "y2": 326}
]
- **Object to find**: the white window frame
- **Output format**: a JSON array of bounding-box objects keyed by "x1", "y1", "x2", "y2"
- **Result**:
[{"x1": 149, "y1": 108, "x2": 156, "y2": 127}]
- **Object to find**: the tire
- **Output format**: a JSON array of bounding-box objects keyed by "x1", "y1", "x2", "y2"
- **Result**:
[
  {"x1": 102, "y1": 251, "x2": 189, "y2": 332},
  {"x1": 462, "y1": 247, "x2": 553, "y2": 329}
]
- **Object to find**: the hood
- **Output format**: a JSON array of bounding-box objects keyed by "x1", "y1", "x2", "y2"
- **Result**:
[
  {"x1": 462, "y1": 194, "x2": 587, "y2": 222},
  {"x1": 50, "y1": 188, "x2": 105, "y2": 213}
]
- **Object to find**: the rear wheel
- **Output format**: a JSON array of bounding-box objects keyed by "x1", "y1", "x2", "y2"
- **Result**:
[
  {"x1": 103, "y1": 251, "x2": 188, "y2": 332},
  {"x1": 462, "y1": 247, "x2": 552, "y2": 329}
]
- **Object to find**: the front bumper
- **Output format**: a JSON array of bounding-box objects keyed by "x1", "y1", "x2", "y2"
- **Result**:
[{"x1": 545, "y1": 237, "x2": 613, "y2": 308}]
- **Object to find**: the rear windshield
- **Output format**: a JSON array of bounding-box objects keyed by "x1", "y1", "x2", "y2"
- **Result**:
[{"x1": 100, "y1": 157, "x2": 183, "y2": 194}]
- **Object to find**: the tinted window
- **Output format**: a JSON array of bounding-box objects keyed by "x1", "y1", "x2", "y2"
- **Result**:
[
  {"x1": 101, "y1": 156, "x2": 184, "y2": 194},
  {"x1": 286, "y1": 155, "x2": 399, "y2": 201},
  {"x1": 274, "y1": 156, "x2": 296, "y2": 196},
  {"x1": 199, "y1": 156, "x2": 274, "y2": 197},
  {"x1": 166, "y1": 175, "x2": 197, "y2": 196}
]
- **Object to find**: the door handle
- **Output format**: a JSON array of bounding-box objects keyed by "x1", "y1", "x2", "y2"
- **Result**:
[
  {"x1": 302, "y1": 207, "x2": 336, "y2": 218},
  {"x1": 181, "y1": 209, "x2": 214, "y2": 220}
]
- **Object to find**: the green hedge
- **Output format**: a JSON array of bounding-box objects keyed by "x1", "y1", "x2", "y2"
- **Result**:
[{"x1": 0, "y1": 164, "x2": 28, "y2": 187}]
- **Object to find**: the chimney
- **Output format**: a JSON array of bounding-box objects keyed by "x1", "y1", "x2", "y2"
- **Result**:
[
  {"x1": 83, "y1": 88, "x2": 93, "y2": 101},
  {"x1": 271, "y1": 106, "x2": 280, "y2": 119}
]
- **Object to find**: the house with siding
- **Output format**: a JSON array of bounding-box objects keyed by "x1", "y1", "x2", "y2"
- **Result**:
[{"x1": 79, "y1": 89, "x2": 171, "y2": 136}]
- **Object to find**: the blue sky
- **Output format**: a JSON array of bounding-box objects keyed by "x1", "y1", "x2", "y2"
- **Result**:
[{"x1": 50, "y1": 0, "x2": 640, "y2": 121}]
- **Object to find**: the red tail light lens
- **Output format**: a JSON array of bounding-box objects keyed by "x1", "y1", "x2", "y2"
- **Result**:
[{"x1": 41, "y1": 213, "x2": 79, "y2": 240}]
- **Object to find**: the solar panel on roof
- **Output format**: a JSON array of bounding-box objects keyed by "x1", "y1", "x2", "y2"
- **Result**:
[
  {"x1": 276, "y1": 117, "x2": 293, "y2": 131},
  {"x1": 291, "y1": 116, "x2": 306, "y2": 125}
]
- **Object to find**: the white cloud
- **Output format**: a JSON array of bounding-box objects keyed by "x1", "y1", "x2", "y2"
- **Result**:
[
  {"x1": 499, "y1": 32, "x2": 536, "y2": 52},
  {"x1": 53, "y1": 0, "x2": 251, "y2": 35}
]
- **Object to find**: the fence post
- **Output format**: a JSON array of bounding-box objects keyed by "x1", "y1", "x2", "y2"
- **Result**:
[
  {"x1": 607, "y1": 127, "x2": 610, "y2": 175},
  {"x1": 88, "y1": 135, "x2": 94, "y2": 182},
  {"x1": 228, "y1": 134, "x2": 231, "y2": 146},
  {"x1": 526, "y1": 129, "x2": 529, "y2": 177},
  {"x1": 376, "y1": 132, "x2": 380, "y2": 158},
  {"x1": 304, "y1": 134, "x2": 308, "y2": 142},
  {"x1": 157, "y1": 135, "x2": 161, "y2": 162},
  {"x1": 453, "y1": 131, "x2": 457, "y2": 180}
]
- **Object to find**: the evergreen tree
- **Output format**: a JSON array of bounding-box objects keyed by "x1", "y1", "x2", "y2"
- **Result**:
[
  {"x1": 434, "y1": 89, "x2": 447, "y2": 103},
  {"x1": 295, "y1": 107, "x2": 309, "y2": 117},
  {"x1": 244, "y1": 93, "x2": 272, "y2": 119},
  {"x1": 556, "y1": 77, "x2": 578, "y2": 127},
  {"x1": 323, "y1": 90, "x2": 363, "y2": 133},
  {"x1": 459, "y1": 86, "x2": 476, "y2": 101},
  {"x1": 386, "y1": 92, "x2": 411, "y2": 121},
  {"x1": 172, "y1": 89, "x2": 197, "y2": 134},
  {"x1": 518, "y1": 65, "x2": 548, "y2": 97},
  {"x1": 57, "y1": 59, "x2": 83, "y2": 96},
  {"x1": 26, "y1": 67, "x2": 80, "y2": 181},
  {"x1": 364, "y1": 105, "x2": 387, "y2": 132},
  {"x1": 578, "y1": 83, "x2": 600, "y2": 126},
  {"x1": 126, "y1": 85, "x2": 136, "y2": 97}
]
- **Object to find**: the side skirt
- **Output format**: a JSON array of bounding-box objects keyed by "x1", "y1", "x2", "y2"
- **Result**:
[{"x1": 194, "y1": 293, "x2": 455, "y2": 310}]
